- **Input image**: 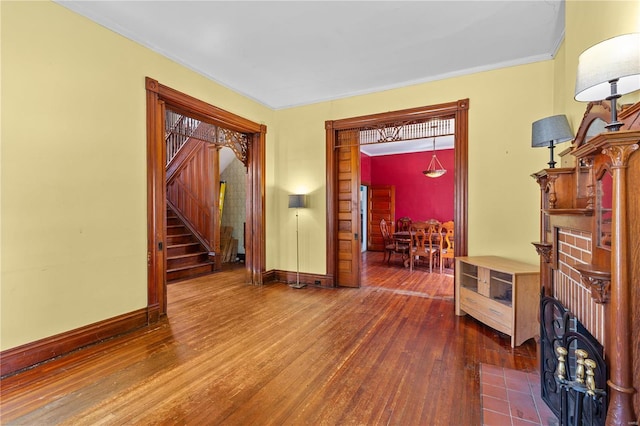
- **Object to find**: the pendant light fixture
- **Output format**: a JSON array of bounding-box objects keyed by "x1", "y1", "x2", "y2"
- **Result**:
[{"x1": 422, "y1": 137, "x2": 447, "y2": 178}]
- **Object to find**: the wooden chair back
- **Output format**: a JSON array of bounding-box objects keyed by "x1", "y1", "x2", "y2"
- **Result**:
[
  {"x1": 380, "y1": 218, "x2": 392, "y2": 244},
  {"x1": 440, "y1": 220, "x2": 454, "y2": 272},
  {"x1": 410, "y1": 221, "x2": 429, "y2": 232},
  {"x1": 380, "y1": 218, "x2": 409, "y2": 264},
  {"x1": 396, "y1": 217, "x2": 413, "y2": 232},
  {"x1": 410, "y1": 222, "x2": 441, "y2": 272}
]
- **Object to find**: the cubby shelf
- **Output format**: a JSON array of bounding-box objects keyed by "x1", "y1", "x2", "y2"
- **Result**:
[{"x1": 455, "y1": 256, "x2": 540, "y2": 348}]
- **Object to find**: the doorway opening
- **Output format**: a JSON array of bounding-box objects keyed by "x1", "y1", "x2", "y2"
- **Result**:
[
  {"x1": 325, "y1": 99, "x2": 469, "y2": 289},
  {"x1": 359, "y1": 134, "x2": 456, "y2": 297},
  {"x1": 145, "y1": 77, "x2": 266, "y2": 320}
]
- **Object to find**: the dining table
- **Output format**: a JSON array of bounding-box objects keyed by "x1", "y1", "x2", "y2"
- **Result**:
[
  {"x1": 391, "y1": 231, "x2": 412, "y2": 267},
  {"x1": 392, "y1": 229, "x2": 442, "y2": 268}
]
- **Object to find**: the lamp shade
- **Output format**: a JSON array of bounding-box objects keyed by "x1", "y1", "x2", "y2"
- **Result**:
[
  {"x1": 531, "y1": 115, "x2": 574, "y2": 148},
  {"x1": 288, "y1": 194, "x2": 307, "y2": 208},
  {"x1": 575, "y1": 33, "x2": 640, "y2": 101}
]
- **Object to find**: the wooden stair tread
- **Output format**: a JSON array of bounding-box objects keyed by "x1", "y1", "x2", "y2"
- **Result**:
[
  {"x1": 167, "y1": 262, "x2": 214, "y2": 273},
  {"x1": 168, "y1": 242, "x2": 200, "y2": 248},
  {"x1": 166, "y1": 205, "x2": 216, "y2": 282},
  {"x1": 167, "y1": 252, "x2": 208, "y2": 260}
]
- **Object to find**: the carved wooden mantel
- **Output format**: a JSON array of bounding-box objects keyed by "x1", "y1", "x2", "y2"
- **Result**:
[{"x1": 532, "y1": 101, "x2": 640, "y2": 425}]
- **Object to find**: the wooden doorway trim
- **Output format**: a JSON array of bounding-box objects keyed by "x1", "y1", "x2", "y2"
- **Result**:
[
  {"x1": 145, "y1": 77, "x2": 266, "y2": 320},
  {"x1": 326, "y1": 99, "x2": 469, "y2": 287}
]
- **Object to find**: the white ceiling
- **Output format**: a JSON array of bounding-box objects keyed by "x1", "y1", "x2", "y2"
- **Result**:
[{"x1": 55, "y1": 1, "x2": 566, "y2": 111}]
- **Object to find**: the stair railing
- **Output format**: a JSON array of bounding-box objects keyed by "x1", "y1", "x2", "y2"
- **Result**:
[{"x1": 166, "y1": 112, "x2": 200, "y2": 165}]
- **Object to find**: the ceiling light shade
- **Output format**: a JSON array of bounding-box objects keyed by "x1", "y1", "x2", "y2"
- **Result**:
[
  {"x1": 532, "y1": 115, "x2": 574, "y2": 168},
  {"x1": 575, "y1": 33, "x2": 640, "y2": 131},
  {"x1": 288, "y1": 194, "x2": 307, "y2": 209},
  {"x1": 422, "y1": 137, "x2": 447, "y2": 178}
]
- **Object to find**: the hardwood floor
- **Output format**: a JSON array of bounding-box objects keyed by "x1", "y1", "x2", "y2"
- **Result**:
[{"x1": 0, "y1": 252, "x2": 537, "y2": 425}]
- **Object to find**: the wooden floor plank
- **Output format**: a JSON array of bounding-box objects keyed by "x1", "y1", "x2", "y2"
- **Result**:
[{"x1": 0, "y1": 252, "x2": 536, "y2": 425}]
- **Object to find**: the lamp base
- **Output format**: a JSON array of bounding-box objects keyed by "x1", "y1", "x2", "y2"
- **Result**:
[
  {"x1": 289, "y1": 282, "x2": 307, "y2": 289},
  {"x1": 547, "y1": 142, "x2": 556, "y2": 169}
]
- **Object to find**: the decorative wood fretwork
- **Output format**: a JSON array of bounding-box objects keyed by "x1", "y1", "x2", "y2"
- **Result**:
[
  {"x1": 165, "y1": 108, "x2": 249, "y2": 166},
  {"x1": 573, "y1": 262, "x2": 611, "y2": 304},
  {"x1": 335, "y1": 116, "x2": 454, "y2": 149},
  {"x1": 358, "y1": 118, "x2": 453, "y2": 145},
  {"x1": 532, "y1": 242, "x2": 553, "y2": 263}
]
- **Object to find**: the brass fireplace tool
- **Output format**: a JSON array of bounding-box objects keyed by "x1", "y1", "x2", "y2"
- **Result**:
[{"x1": 555, "y1": 346, "x2": 602, "y2": 397}]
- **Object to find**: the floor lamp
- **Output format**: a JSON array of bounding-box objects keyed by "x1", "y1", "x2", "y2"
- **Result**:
[{"x1": 288, "y1": 194, "x2": 307, "y2": 289}]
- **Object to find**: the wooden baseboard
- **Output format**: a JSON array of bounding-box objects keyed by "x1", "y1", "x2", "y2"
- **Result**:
[
  {"x1": 0, "y1": 307, "x2": 151, "y2": 378},
  {"x1": 271, "y1": 270, "x2": 333, "y2": 288},
  {"x1": 262, "y1": 269, "x2": 278, "y2": 284}
]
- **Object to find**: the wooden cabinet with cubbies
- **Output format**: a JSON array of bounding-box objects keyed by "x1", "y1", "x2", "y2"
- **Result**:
[{"x1": 455, "y1": 256, "x2": 540, "y2": 347}]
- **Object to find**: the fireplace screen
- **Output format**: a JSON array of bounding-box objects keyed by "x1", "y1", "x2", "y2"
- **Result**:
[{"x1": 540, "y1": 296, "x2": 607, "y2": 426}]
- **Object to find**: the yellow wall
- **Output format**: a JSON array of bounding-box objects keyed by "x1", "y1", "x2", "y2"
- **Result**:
[
  {"x1": 1, "y1": 0, "x2": 638, "y2": 351},
  {"x1": 560, "y1": 0, "x2": 640, "y2": 128},
  {"x1": 276, "y1": 0, "x2": 640, "y2": 275},
  {"x1": 1, "y1": 1, "x2": 274, "y2": 350},
  {"x1": 276, "y1": 61, "x2": 555, "y2": 275}
]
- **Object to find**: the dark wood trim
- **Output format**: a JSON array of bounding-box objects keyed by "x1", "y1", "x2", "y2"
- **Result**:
[
  {"x1": 261, "y1": 269, "x2": 334, "y2": 288},
  {"x1": 0, "y1": 308, "x2": 149, "y2": 378},
  {"x1": 246, "y1": 128, "x2": 267, "y2": 284},
  {"x1": 325, "y1": 101, "x2": 469, "y2": 129},
  {"x1": 146, "y1": 79, "x2": 166, "y2": 318},
  {"x1": 146, "y1": 77, "x2": 267, "y2": 313},
  {"x1": 325, "y1": 121, "x2": 337, "y2": 287},
  {"x1": 274, "y1": 270, "x2": 334, "y2": 288},
  {"x1": 454, "y1": 99, "x2": 469, "y2": 258},
  {"x1": 261, "y1": 269, "x2": 278, "y2": 284},
  {"x1": 146, "y1": 79, "x2": 262, "y2": 134},
  {"x1": 210, "y1": 146, "x2": 221, "y2": 269},
  {"x1": 573, "y1": 101, "x2": 611, "y2": 149},
  {"x1": 325, "y1": 99, "x2": 469, "y2": 287}
]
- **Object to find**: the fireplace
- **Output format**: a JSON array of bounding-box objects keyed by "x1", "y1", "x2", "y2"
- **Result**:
[
  {"x1": 531, "y1": 101, "x2": 640, "y2": 424},
  {"x1": 540, "y1": 296, "x2": 607, "y2": 425}
]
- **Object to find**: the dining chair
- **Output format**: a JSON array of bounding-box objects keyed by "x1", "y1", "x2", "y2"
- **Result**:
[
  {"x1": 396, "y1": 217, "x2": 412, "y2": 232},
  {"x1": 380, "y1": 218, "x2": 409, "y2": 265},
  {"x1": 409, "y1": 222, "x2": 441, "y2": 272},
  {"x1": 439, "y1": 220, "x2": 454, "y2": 273}
]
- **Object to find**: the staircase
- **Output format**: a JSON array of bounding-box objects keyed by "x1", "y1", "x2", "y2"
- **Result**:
[{"x1": 166, "y1": 206, "x2": 215, "y2": 283}]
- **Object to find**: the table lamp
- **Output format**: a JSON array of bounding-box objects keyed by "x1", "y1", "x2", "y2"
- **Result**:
[
  {"x1": 531, "y1": 115, "x2": 574, "y2": 168},
  {"x1": 575, "y1": 33, "x2": 640, "y2": 132}
]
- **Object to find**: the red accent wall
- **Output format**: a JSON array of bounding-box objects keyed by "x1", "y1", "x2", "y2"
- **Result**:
[
  {"x1": 370, "y1": 150, "x2": 454, "y2": 223},
  {"x1": 360, "y1": 152, "x2": 372, "y2": 184}
]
